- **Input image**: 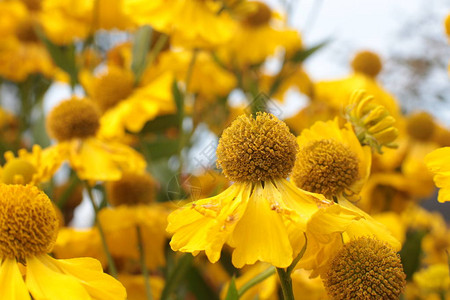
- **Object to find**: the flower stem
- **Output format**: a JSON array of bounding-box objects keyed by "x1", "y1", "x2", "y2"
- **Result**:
[
  {"x1": 276, "y1": 268, "x2": 295, "y2": 300},
  {"x1": 84, "y1": 183, "x2": 118, "y2": 278},
  {"x1": 238, "y1": 266, "x2": 276, "y2": 297},
  {"x1": 136, "y1": 225, "x2": 153, "y2": 300}
]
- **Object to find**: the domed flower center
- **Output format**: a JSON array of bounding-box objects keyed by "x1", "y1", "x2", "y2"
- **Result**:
[
  {"x1": 1, "y1": 158, "x2": 37, "y2": 184},
  {"x1": 0, "y1": 184, "x2": 58, "y2": 262},
  {"x1": 91, "y1": 67, "x2": 134, "y2": 112},
  {"x1": 106, "y1": 172, "x2": 156, "y2": 206},
  {"x1": 16, "y1": 19, "x2": 39, "y2": 43},
  {"x1": 292, "y1": 139, "x2": 359, "y2": 198},
  {"x1": 46, "y1": 98, "x2": 101, "y2": 141},
  {"x1": 323, "y1": 237, "x2": 406, "y2": 299},
  {"x1": 242, "y1": 1, "x2": 272, "y2": 27},
  {"x1": 406, "y1": 112, "x2": 435, "y2": 141},
  {"x1": 351, "y1": 50, "x2": 382, "y2": 77},
  {"x1": 216, "y1": 112, "x2": 298, "y2": 182}
]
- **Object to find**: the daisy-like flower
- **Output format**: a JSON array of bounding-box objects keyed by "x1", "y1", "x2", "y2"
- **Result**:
[
  {"x1": 46, "y1": 97, "x2": 146, "y2": 181},
  {"x1": 291, "y1": 118, "x2": 372, "y2": 201},
  {"x1": 99, "y1": 172, "x2": 168, "y2": 269},
  {"x1": 0, "y1": 144, "x2": 64, "y2": 185},
  {"x1": 425, "y1": 147, "x2": 450, "y2": 203},
  {"x1": 351, "y1": 50, "x2": 383, "y2": 78},
  {"x1": 0, "y1": 184, "x2": 126, "y2": 299},
  {"x1": 167, "y1": 112, "x2": 331, "y2": 268}
]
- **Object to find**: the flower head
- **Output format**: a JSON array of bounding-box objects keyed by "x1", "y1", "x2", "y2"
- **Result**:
[
  {"x1": 292, "y1": 119, "x2": 371, "y2": 200},
  {"x1": 0, "y1": 184, "x2": 58, "y2": 262},
  {"x1": 0, "y1": 184, "x2": 127, "y2": 299},
  {"x1": 351, "y1": 50, "x2": 382, "y2": 78},
  {"x1": 425, "y1": 146, "x2": 450, "y2": 203},
  {"x1": 323, "y1": 237, "x2": 406, "y2": 300},
  {"x1": 216, "y1": 112, "x2": 298, "y2": 182},
  {"x1": 46, "y1": 97, "x2": 100, "y2": 142},
  {"x1": 106, "y1": 172, "x2": 157, "y2": 206},
  {"x1": 406, "y1": 111, "x2": 435, "y2": 142},
  {"x1": 346, "y1": 89, "x2": 398, "y2": 153}
]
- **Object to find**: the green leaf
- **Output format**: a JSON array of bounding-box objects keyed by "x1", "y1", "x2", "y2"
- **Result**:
[
  {"x1": 131, "y1": 25, "x2": 153, "y2": 84},
  {"x1": 186, "y1": 265, "x2": 220, "y2": 300},
  {"x1": 140, "y1": 114, "x2": 180, "y2": 133},
  {"x1": 291, "y1": 39, "x2": 329, "y2": 63},
  {"x1": 399, "y1": 229, "x2": 427, "y2": 280},
  {"x1": 224, "y1": 276, "x2": 239, "y2": 300},
  {"x1": 144, "y1": 137, "x2": 179, "y2": 161}
]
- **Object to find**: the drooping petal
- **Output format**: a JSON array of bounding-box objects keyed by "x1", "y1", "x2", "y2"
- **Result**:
[
  {"x1": 230, "y1": 182, "x2": 294, "y2": 268},
  {"x1": 0, "y1": 259, "x2": 31, "y2": 300},
  {"x1": 26, "y1": 255, "x2": 91, "y2": 300}
]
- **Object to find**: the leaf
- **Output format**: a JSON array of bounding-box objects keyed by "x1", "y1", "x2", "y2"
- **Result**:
[
  {"x1": 399, "y1": 229, "x2": 427, "y2": 280},
  {"x1": 160, "y1": 254, "x2": 194, "y2": 300},
  {"x1": 131, "y1": 25, "x2": 153, "y2": 83},
  {"x1": 291, "y1": 39, "x2": 330, "y2": 63},
  {"x1": 224, "y1": 276, "x2": 239, "y2": 300},
  {"x1": 172, "y1": 80, "x2": 184, "y2": 127}
]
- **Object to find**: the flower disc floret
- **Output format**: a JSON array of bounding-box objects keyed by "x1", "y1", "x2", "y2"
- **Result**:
[
  {"x1": 292, "y1": 139, "x2": 359, "y2": 198},
  {"x1": 46, "y1": 98, "x2": 100, "y2": 141},
  {"x1": 0, "y1": 184, "x2": 58, "y2": 262},
  {"x1": 216, "y1": 113, "x2": 298, "y2": 182},
  {"x1": 323, "y1": 237, "x2": 406, "y2": 300}
]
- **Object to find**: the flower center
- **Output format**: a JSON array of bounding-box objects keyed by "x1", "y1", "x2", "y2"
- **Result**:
[
  {"x1": 0, "y1": 184, "x2": 58, "y2": 262},
  {"x1": 292, "y1": 139, "x2": 359, "y2": 198},
  {"x1": 1, "y1": 158, "x2": 37, "y2": 184},
  {"x1": 406, "y1": 112, "x2": 435, "y2": 141},
  {"x1": 46, "y1": 97, "x2": 100, "y2": 141},
  {"x1": 216, "y1": 112, "x2": 298, "y2": 182},
  {"x1": 351, "y1": 50, "x2": 382, "y2": 77},
  {"x1": 323, "y1": 237, "x2": 406, "y2": 299},
  {"x1": 16, "y1": 19, "x2": 39, "y2": 43},
  {"x1": 91, "y1": 67, "x2": 134, "y2": 112},
  {"x1": 242, "y1": 1, "x2": 272, "y2": 27},
  {"x1": 106, "y1": 172, "x2": 156, "y2": 206}
]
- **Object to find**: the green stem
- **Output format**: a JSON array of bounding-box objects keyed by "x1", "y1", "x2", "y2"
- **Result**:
[
  {"x1": 287, "y1": 234, "x2": 307, "y2": 276},
  {"x1": 147, "y1": 34, "x2": 169, "y2": 68},
  {"x1": 276, "y1": 268, "x2": 295, "y2": 300},
  {"x1": 238, "y1": 266, "x2": 276, "y2": 297},
  {"x1": 84, "y1": 183, "x2": 118, "y2": 278},
  {"x1": 160, "y1": 254, "x2": 194, "y2": 300},
  {"x1": 136, "y1": 225, "x2": 153, "y2": 300}
]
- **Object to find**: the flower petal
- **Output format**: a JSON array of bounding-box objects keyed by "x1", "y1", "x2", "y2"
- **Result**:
[{"x1": 0, "y1": 259, "x2": 31, "y2": 300}]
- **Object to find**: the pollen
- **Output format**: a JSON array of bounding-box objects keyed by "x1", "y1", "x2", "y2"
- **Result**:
[
  {"x1": 0, "y1": 184, "x2": 59, "y2": 262},
  {"x1": 106, "y1": 172, "x2": 156, "y2": 206},
  {"x1": 351, "y1": 50, "x2": 383, "y2": 78},
  {"x1": 242, "y1": 1, "x2": 272, "y2": 27},
  {"x1": 406, "y1": 111, "x2": 435, "y2": 141},
  {"x1": 292, "y1": 139, "x2": 359, "y2": 198},
  {"x1": 323, "y1": 237, "x2": 406, "y2": 300},
  {"x1": 1, "y1": 158, "x2": 37, "y2": 185},
  {"x1": 91, "y1": 67, "x2": 134, "y2": 112},
  {"x1": 46, "y1": 97, "x2": 101, "y2": 141},
  {"x1": 216, "y1": 112, "x2": 298, "y2": 182}
]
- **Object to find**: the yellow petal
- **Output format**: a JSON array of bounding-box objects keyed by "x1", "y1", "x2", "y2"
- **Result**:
[
  {"x1": 0, "y1": 259, "x2": 31, "y2": 300},
  {"x1": 230, "y1": 182, "x2": 293, "y2": 268},
  {"x1": 42, "y1": 255, "x2": 127, "y2": 300},
  {"x1": 26, "y1": 255, "x2": 91, "y2": 300}
]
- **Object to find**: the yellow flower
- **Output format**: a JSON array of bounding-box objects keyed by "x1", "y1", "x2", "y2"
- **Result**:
[
  {"x1": 0, "y1": 144, "x2": 64, "y2": 185},
  {"x1": 322, "y1": 237, "x2": 406, "y2": 299},
  {"x1": 350, "y1": 50, "x2": 383, "y2": 78},
  {"x1": 125, "y1": 0, "x2": 236, "y2": 49},
  {"x1": 292, "y1": 269, "x2": 329, "y2": 300},
  {"x1": 167, "y1": 113, "x2": 330, "y2": 268},
  {"x1": 413, "y1": 264, "x2": 450, "y2": 297},
  {"x1": 314, "y1": 73, "x2": 401, "y2": 119},
  {"x1": 0, "y1": 184, "x2": 126, "y2": 299},
  {"x1": 218, "y1": 1, "x2": 301, "y2": 67},
  {"x1": 291, "y1": 118, "x2": 372, "y2": 201},
  {"x1": 346, "y1": 89, "x2": 398, "y2": 152},
  {"x1": 46, "y1": 97, "x2": 146, "y2": 181},
  {"x1": 0, "y1": 1, "x2": 55, "y2": 81},
  {"x1": 425, "y1": 147, "x2": 450, "y2": 203}
]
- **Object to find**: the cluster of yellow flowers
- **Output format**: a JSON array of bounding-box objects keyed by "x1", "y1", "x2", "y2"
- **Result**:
[{"x1": 0, "y1": 0, "x2": 449, "y2": 299}]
